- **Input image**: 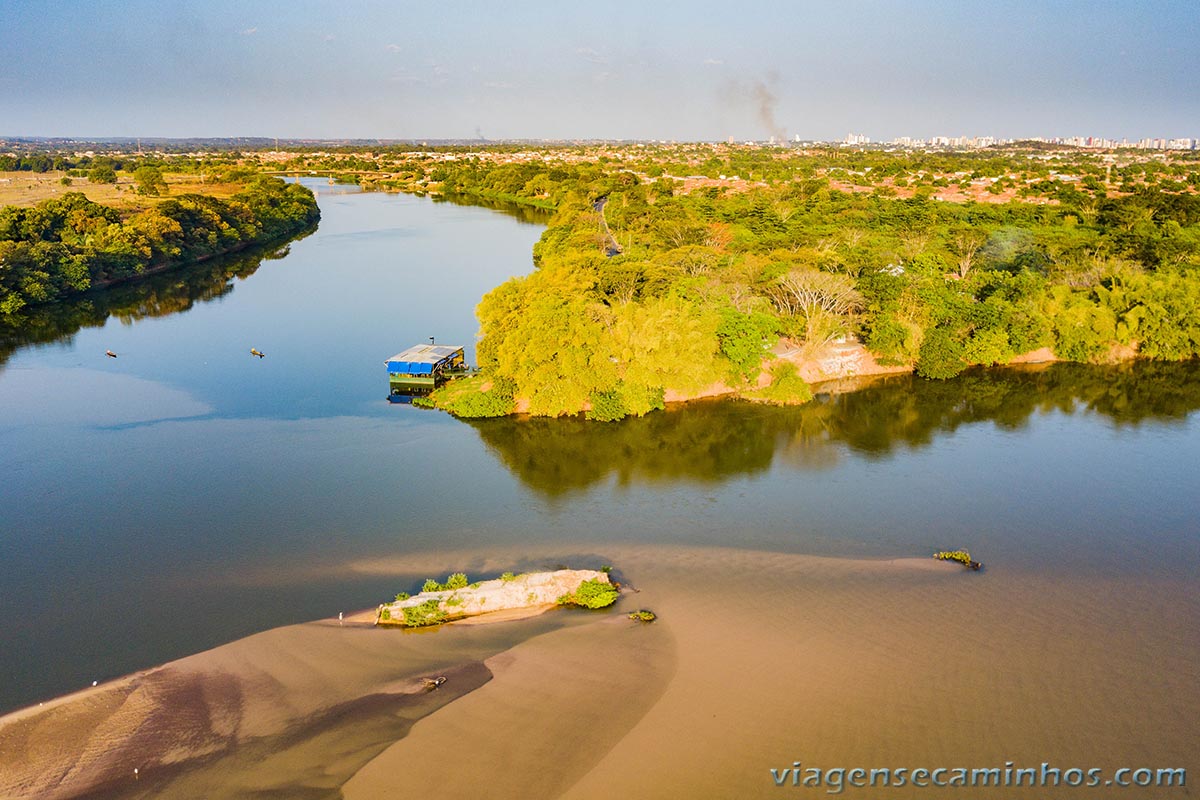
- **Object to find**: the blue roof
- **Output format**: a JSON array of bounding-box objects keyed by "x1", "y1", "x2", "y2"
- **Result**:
[{"x1": 386, "y1": 344, "x2": 463, "y2": 375}]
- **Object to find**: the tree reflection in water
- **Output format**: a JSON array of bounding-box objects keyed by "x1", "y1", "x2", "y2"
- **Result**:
[
  {"x1": 0, "y1": 229, "x2": 314, "y2": 372},
  {"x1": 467, "y1": 360, "x2": 1200, "y2": 497}
]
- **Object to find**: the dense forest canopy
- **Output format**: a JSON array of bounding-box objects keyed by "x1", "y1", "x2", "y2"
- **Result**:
[
  {"x1": 0, "y1": 177, "x2": 318, "y2": 315},
  {"x1": 373, "y1": 147, "x2": 1200, "y2": 419},
  {"x1": 350, "y1": 146, "x2": 1200, "y2": 419},
  {"x1": 5, "y1": 141, "x2": 1200, "y2": 420}
]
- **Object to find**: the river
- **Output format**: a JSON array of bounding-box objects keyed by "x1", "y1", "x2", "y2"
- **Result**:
[{"x1": 0, "y1": 181, "x2": 1197, "y2": 798}]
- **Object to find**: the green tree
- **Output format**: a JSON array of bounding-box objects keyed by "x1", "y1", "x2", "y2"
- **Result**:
[
  {"x1": 916, "y1": 327, "x2": 967, "y2": 379},
  {"x1": 133, "y1": 166, "x2": 168, "y2": 196},
  {"x1": 87, "y1": 165, "x2": 117, "y2": 184}
]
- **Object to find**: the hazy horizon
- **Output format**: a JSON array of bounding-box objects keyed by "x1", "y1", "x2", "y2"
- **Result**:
[{"x1": 2, "y1": 0, "x2": 1197, "y2": 142}]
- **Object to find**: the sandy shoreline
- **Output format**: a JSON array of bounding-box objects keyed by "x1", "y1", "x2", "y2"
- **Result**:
[
  {"x1": 2, "y1": 544, "x2": 1196, "y2": 799},
  {"x1": 0, "y1": 598, "x2": 573, "y2": 799}
]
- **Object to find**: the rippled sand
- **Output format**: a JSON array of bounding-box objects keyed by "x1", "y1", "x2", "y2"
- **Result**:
[{"x1": 2, "y1": 545, "x2": 1196, "y2": 799}]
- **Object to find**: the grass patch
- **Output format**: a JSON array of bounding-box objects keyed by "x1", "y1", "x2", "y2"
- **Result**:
[{"x1": 427, "y1": 375, "x2": 516, "y2": 418}]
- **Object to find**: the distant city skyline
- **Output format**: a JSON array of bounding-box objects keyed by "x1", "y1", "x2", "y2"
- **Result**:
[
  {"x1": 835, "y1": 133, "x2": 1198, "y2": 150},
  {"x1": 2, "y1": 0, "x2": 1197, "y2": 141}
]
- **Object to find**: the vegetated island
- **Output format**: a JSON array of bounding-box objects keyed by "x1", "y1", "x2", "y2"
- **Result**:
[
  {"x1": 934, "y1": 550, "x2": 984, "y2": 570},
  {"x1": 377, "y1": 569, "x2": 620, "y2": 627},
  {"x1": 283, "y1": 142, "x2": 1197, "y2": 421},
  {"x1": 0, "y1": 176, "x2": 319, "y2": 316}
]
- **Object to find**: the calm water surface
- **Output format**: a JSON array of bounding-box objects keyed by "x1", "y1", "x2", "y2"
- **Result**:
[{"x1": 1, "y1": 180, "x2": 1197, "y2": 713}]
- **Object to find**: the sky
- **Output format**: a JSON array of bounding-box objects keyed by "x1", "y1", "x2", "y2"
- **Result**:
[{"x1": 1, "y1": 0, "x2": 1197, "y2": 142}]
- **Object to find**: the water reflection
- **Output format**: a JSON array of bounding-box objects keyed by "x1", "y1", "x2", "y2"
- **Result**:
[
  {"x1": 433, "y1": 192, "x2": 554, "y2": 225},
  {"x1": 468, "y1": 361, "x2": 1200, "y2": 496},
  {"x1": 0, "y1": 230, "x2": 314, "y2": 372}
]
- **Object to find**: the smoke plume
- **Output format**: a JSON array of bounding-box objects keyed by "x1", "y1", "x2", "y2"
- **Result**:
[{"x1": 720, "y1": 72, "x2": 787, "y2": 142}]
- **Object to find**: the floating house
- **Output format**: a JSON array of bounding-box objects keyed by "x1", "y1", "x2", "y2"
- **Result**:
[{"x1": 385, "y1": 344, "x2": 466, "y2": 398}]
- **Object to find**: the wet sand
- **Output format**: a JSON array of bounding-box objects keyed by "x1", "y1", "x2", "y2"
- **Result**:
[
  {"x1": 344, "y1": 610, "x2": 674, "y2": 799},
  {"x1": 558, "y1": 547, "x2": 1199, "y2": 798},
  {"x1": 338, "y1": 545, "x2": 1200, "y2": 799},
  {"x1": 3, "y1": 544, "x2": 1196, "y2": 799},
  {"x1": 0, "y1": 603, "x2": 584, "y2": 799}
]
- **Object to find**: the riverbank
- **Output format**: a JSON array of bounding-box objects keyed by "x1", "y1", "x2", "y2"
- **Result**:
[
  {"x1": 356, "y1": 176, "x2": 556, "y2": 213},
  {"x1": 432, "y1": 337, "x2": 1100, "y2": 419},
  {"x1": 349, "y1": 145, "x2": 1200, "y2": 422},
  {"x1": 0, "y1": 178, "x2": 319, "y2": 316},
  {"x1": 3, "y1": 543, "x2": 1195, "y2": 799}
]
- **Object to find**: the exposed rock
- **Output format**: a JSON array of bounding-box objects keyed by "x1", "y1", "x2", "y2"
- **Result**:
[{"x1": 773, "y1": 336, "x2": 912, "y2": 384}]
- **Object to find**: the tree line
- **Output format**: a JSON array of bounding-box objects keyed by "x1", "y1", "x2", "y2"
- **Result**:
[
  {"x1": 402, "y1": 153, "x2": 1200, "y2": 419},
  {"x1": 0, "y1": 177, "x2": 319, "y2": 315}
]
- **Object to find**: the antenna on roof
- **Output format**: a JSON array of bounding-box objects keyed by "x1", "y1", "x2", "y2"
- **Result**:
[{"x1": 429, "y1": 336, "x2": 435, "y2": 345}]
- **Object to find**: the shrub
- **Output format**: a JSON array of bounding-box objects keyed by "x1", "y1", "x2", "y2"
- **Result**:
[
  {"x1": 430, "y1": 375, "x2": 516, "y2": 418},
  {"x1": 628, "y1": 610, "x2": 657, "y2": 622},
  {"x1": 934, "y1": 550, "x2": 974, "y2": 566},
  {"x1": 934, "y1": 550, "x2": 982, "y2": 570},
  {"x1": 741, "y1": 361, "x2": 813, "y2": 405},
  {"x1": 133, "y1": 166, "x2": 168, "y2": 196},
  {"x1": 87, "y1": 165, "x2": 117, "y2": 184},
  {"x1": 394, "y1": 592, "x2": 410, "y2": 602},
  {"x1": 586, "y1": 389, "x2": 627, "y2": 421},
  {"x1": 865, "y1": 316, "x2": 916, "y2": 364},
  {"x1": 716, "y1": 307, "x2": 777, "y2": 381},
  {"x1": 963, "y1": 327, "x2": 1012, "y2": 366},
  {"x1": 379, "y1": 607, "x2": 392, "y2": 621},
  {"x1": 618, "y1": 383, "x2": 666, "y2": 417},
  {"x1": 500, "y1": 572, "x2": 518, "y2": 582},
  {"x1": 420, "y1": 572, "x2": 470, "y2": 592},
  {"x1": 403, "y1": 599, "x2": 447, "y2": 627},
  {"x1": 916, "y1": 327, "x2": 967, "y2": 379},
  {"x1": 558, "y1": 578, "x2": 620, "y2": 609}
]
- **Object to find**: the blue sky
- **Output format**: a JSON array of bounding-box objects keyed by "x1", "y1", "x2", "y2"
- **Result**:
[{"x1": 1, "y1": 0, "x2": 1196, "y2": 140}]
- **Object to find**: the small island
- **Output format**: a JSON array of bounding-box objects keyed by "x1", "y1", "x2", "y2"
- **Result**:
[{"x1": 376, "y1": 569, "x2": 620, "y2": 627}]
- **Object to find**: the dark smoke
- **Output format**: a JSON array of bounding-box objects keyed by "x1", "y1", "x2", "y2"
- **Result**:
[
  {"x1": 751, "y1": 80, "x2": 786, "y2": 142},
  {"x1": 720, "y1": 72, "x2": 787, "y2": 142}
]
